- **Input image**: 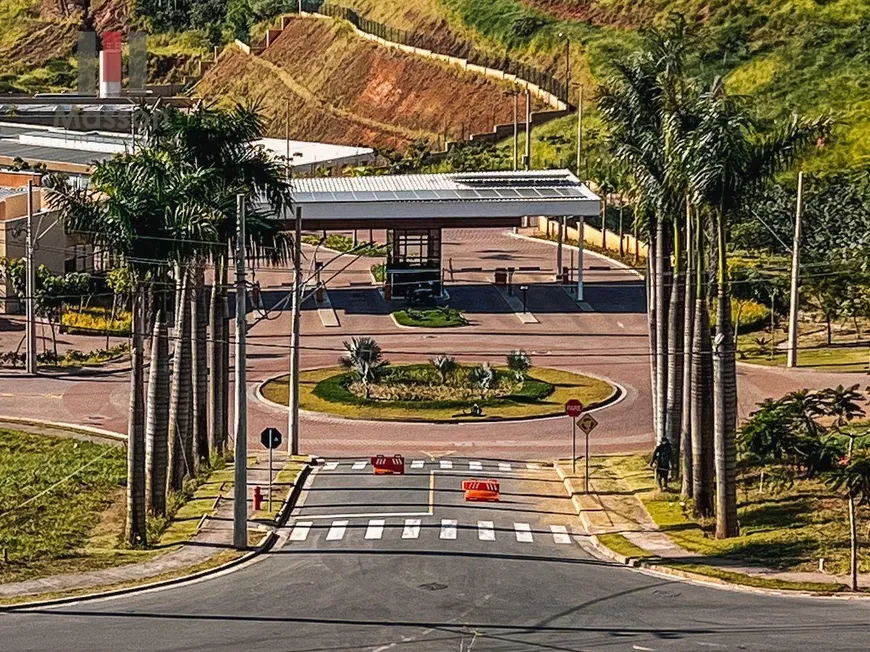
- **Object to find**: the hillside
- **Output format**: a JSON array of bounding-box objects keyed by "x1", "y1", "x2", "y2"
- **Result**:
[
  {"x1": 195, "y1": 16, "x2": 546, "y2": 150},
  {"x1": 327, "y1": 0, "x2": 870, "y2": 170}
]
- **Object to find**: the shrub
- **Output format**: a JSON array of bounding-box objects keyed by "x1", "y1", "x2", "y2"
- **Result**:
[
  {"x1": 712, "y1": 298, "x2": 771, "y2": 334},
  {"x1": 61, "y1": 306, "x2": 132, "y2": 336}
]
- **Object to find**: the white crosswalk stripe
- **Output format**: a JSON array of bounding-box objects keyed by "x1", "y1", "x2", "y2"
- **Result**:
[
  {"x1": 550, "y1": 525, "x2": 571, "y2": 544},
  {"x1": 326, "y1": 520, "x2": 348, "y2": 541},
  {"x1": 402, "y1": 518, "x2": 421, "y2": 539},
  {"x1": 469, "y1": 461, "x2": 483, "y2": 471},
  {"x1": 365, "y1": 519, "x2": 385, "y2": 540},
  {"x1": 351, "y1": 461, "x2": 367, "y2": 470},
  {"x1": 498, "y1": 462, "x2": 512, "y2": 471},
  {"x1": 526, "y1": 462, "x2": 540, "y2": 470},
  {"x1": 410, "y1": 460, "x2": 425, "y2": 469},
  {"x1": 440, "y1": 519, "x2": 458, "y2": 539},
  {"x1": 288, "y1": 521, "x2": 312, "y2": 542},
  {"x1": 514, "y1": 523, "x2": 534, "y2": 543},
  {"x1": 440, "y1": 460, "x2": 453, "y2": 469},
  {"x1": 323, "y1": 461, "x2": 339, "y2": 471},
  {"x1": 478, "y1": 520, "x2": 495, "y2": 541}
]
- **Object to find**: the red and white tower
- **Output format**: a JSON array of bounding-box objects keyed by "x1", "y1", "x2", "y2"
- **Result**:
[{"x1": 99, "y1": 31, "x2": 122, "y2": 98}]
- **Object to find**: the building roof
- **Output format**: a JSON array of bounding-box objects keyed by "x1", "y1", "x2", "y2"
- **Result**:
[
  {"x1": 0, "y1": 186, "x2": 25, "y2": 201},
  {"x1": 289, "y1": 170, "x2": 600, "y2": 221}
]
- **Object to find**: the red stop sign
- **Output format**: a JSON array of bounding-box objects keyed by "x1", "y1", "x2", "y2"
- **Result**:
[{"x1": 565, "y1": 399, "x2": 584, "y2": 418}]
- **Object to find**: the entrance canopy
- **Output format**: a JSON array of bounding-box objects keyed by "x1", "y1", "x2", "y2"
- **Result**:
[{"x1": 289, "y1": 169, "x2": 599, "y2": 229}]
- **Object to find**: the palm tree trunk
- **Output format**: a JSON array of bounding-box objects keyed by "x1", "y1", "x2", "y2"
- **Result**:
[
  {"x1": 680, "y1": 204, "x2": 696, "y2": 498},
  {"x1": 125, "y1": 287, "x2": 147, "y2": 546},
  {"x1": 168, "y1": 269, "x2": 192, "y2": 491},
  {"x1": 618, "y1": 200, "x2": 625, "y2": 258},
  {"x1": 647, "y1": 235, "x2": 658, "y2": 441},
  {"x1": 208, "y1": 275, "x2": 224, "y2": 453},
  {"x1": 601, "y1": 194, "x2": 608, "y2": 249},
  {"x1": 191, "y1": 263, "x2": 209, "y2": 469},
  {"x1": 714, "y1": 208, "x2": 738, "y2": 538},
  {"x1": 654, "y1": 215, "x2": 669, "y2": 443},
  {"x1": 691, "y1": 296, "x2": 714, "y2": 518},
  {"x1": 145, "y1": 307, "x2": 169, "y2": 516},
  {"x1": 665, "y1": 223, "x2": 684, "y2": 455}
]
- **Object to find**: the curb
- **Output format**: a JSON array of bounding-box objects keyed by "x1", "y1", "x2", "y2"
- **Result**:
[
  {"x1": 253, "y1": 370, "x2": 624, "y2": 425},
  {"x1": 0, "y1": 416, "x2": 127, "y2": 441},
  {"x1": 0, "y1": 460, "x2": 316, "y2": 611},
  {"x1": 552, "y1": 463, "x2": 865, "y2": 600},
  {"x1": 507, "y1": 231, "x2": 645, "y2": 279}
]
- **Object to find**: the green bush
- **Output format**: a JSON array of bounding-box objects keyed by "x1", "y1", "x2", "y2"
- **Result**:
[
  {"x1": 712, "y1": 298, "x2": 771, "y2": 334},
  {"x1": 61, "y1": 306, "x2": 132, "y2": 336}
]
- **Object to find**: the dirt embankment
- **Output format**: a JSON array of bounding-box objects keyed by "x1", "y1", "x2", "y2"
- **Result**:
[{"x1": 196, "y1": 16, "x2": 544, "y2": 151}]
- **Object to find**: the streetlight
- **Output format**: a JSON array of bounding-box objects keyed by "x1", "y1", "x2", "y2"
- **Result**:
[{"x1": 520, "y1": 285, "x2": 529, "y2": 314}]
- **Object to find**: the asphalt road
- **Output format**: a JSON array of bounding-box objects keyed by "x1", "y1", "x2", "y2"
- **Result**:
[{"x1": 3, "y1": 459, "x2": 869, "y2": 651}]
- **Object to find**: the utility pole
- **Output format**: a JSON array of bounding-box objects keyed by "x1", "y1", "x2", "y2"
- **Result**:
[
  {"x1": 576, "y1": 215, "x2": 584, "y2": 301},
  {"x1": 523, "y1": 88, "x2": 532, "y2": 171},
  {"x1": 513, "y1": 90, "x2": 519, "y2": 172},
  {"x1": 575, "y1": 85, "x2": 583, "y2": 179},
  {"x1": 288, "y1": 206, "x2": 302, "y2": 456},
  {"x1": 233, "y1": 193, "x2": 248, "y2": 550},
  {"x1": 786, "y1": 171, "x2": 804, "y2": 368},
  {"x1": 25, "y1": 181, "x2": 36, "y2": 375},
  {"x1": 556, "y1": 216, "x2": 565, "y2": 282}
]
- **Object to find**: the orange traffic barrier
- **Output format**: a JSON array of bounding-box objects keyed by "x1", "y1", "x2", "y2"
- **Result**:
[
  {"x1": 463, "y1": 479, "x2": 500, "y2": 502},
  {"x1": 371, "y1": 454, "x2": 405, "y2": 475}
]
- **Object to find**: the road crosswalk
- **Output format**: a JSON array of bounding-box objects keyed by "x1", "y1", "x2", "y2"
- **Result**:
[
  {"x1": 284, "y1": 518, "x2": 577, "y2": 546},
  {"x1": 319, "y1": 459, "x2": 543, "y2": 473}
]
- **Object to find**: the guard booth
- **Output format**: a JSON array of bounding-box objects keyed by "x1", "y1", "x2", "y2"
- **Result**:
[
  {"x1": 387, "y1": 228, "x2": 442, "y2": 299},
  {"x1": 286, "y1": 170, "x2": 601, "y2": 301}
]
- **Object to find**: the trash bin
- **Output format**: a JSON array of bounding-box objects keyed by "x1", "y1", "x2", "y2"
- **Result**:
[{"x1": 494, "y1": 268, "x2": 507, "y2": 286}]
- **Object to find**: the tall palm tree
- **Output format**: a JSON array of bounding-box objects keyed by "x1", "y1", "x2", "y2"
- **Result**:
[
  {"x1": 690, "y1": 81, "x2": 829, "y2": 537},
  {"x1": 48, "y1": 149, "x2": 219, "y2": 541}
]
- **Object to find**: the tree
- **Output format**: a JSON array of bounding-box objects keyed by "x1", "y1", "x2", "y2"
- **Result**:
[
  {"x1": 340, "y1": 337, "x2": 389, "y2": 399},
  {"x1": 468, "y1": 363, "x2": 495, "y2": 399},
  {"x1": 506, "y1": 350, "x2": 531, "y2": 386},
  {"x1": 429, "y1": 354, "x2": 457, "y2": 384},
  {"x1": 825, "y1": 449, "x2": 870, "y2": 591}
]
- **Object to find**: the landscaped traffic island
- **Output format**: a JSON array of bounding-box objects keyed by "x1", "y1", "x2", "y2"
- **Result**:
[
  {"x1": 260, "y1": 342, "x2": 615, "y2": 421},
  {"x1": 392, "y1": 308, "x2": 468, "y2": 328}
]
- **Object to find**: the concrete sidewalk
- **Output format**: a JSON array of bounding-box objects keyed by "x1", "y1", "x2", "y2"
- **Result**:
[
  {"x1": 554, "y1": 459, "x2": 870, "y2": 590},
  {"x1": 0, "y1": 453, "x2": 305, "y2": 601}
]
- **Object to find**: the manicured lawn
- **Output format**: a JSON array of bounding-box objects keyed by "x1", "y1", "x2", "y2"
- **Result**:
[
  {"x1": 302, "y1": 233, "x2": 387, "y2": 257},
  {"x1": 603, "y1": 455, "x2": 870, "y2": 577},
  {"x1": 737, "y1": 328, "x2": 870, "y2": 372},
  {"x1": 261, "y1": 365, "x2": 615, "y2": 421},
  {"x1": 0, "y1": 428, "x2": 127, "y2": 583},
  {"x1": 393, "y1": 308, "x2": 467, "y2": 328}
]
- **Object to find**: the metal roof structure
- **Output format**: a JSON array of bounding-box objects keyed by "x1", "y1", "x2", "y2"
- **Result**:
[{"x1": 290, "y1": 170, "x2": 600, "y2": 222}]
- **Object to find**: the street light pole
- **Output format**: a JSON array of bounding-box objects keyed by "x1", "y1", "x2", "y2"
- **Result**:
[
  {"x1": 288, "y1": 206, "x2": 302, "y2": 456},
  {"x1": 25, "y1": 180, "x2": 36, "y2": 375},
  {"x1": 513, "y1": 90, "x2": 519, "y2": 172},
  {"x1": 576, "y1": 215, "x2": 584, "y2": 301},
  {"x1": 233, "y1": 193, "x2": 248, "y2": 550},
  {"x1": 520, "y1": 285, "x2": 528, "y2": 314},
  {"x1": 575, "y1": 85, "x2": 583, "y2": 179},
  {"x1": 523, "y1": 88, "x2": 532, "y2": 171}
]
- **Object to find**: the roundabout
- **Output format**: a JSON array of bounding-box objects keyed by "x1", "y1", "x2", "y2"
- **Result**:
[{"x1": 258, "y1": 364, "x2": 617, "y2": 422}]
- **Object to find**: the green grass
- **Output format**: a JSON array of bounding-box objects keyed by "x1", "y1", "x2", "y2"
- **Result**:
[
  {"x1": 371, "y1": 263, "x2": 386, "y2": 283},
  {"x1": 252, "y1": 457, "x2": 308, "y2": 522},
  {"x1": 737, "y1": 325, "x2": 870, "y2": 372},
  {"x1": 261, "y1": 365, "x2": 614, "y2": 421},
  {"x1": 393, "y1": 307, "x2": 468, "y2": 328},
  {"x1": 0, "y1": 428, "x2": 127, "y2": 584},
  {"x1": 302, "y1": 233, "x2": 387, "y2": 257},
  {"x1": 603, "y1": 455, "x2": 870, "y2": 577}
]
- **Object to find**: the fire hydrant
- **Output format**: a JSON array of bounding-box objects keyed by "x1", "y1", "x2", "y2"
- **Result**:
[{"x1": 253, "y1": 485, "x2": 263, "y2": 511}]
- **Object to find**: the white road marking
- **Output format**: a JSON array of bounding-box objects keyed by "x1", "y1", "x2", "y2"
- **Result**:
[
  {"x1": 440, "y1": 460, "x2": 453, "y2": 469},
  {"x1": 498, "y1": 462, "x2": 512, "y2": 471},
  {"x1": 323, "y1": 461, "x2": 339, "y2": 471},
  {"x1": 411, "y1": 460, "x2": 425, "y2": 469},
  {"x1": 440, "y1": 519, "x2": 458, "y2": 540},
  {"x1": 288, "y1": 521, "x2": 312, "y2": 542},
  {"x1": 469, "y1": 461, "x2": 483, "y2": 471},
  {"x1": 365, "y1": 519, "x2": 385, "y2": 540},
  {"x1": 514, "y1": 523, "x2": 533, "y2": 543},
  {"x1": 326, "y1": 520, "x2": 348, "y2": 541},
  {"x1": 632, "y1": 646, "x2": 655, "y2": 651},
  {"x1": 402, "y1": 519, "x2": 421, "y2": 539},
  {"x1": 550, "y1": 525, "x2": 571, "y2": 544},
  {"x1": 526, "y1": 462, "x2": 540, "y2": 470},
  {"x1": 351, "y1": 461, "x2": 367, "y2": 470},
  {"x1": 478, "y1": 520, "x2": 495, "y2": 541}
]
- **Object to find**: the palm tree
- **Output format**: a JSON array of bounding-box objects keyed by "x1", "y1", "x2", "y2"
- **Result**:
[
  {"x1": 689, "y1": 81, "x2": 829, "y2": 537},
  {"x1": 506, "y1": 350, "x2": 531, "y2": 386},
  {"x1": 47, "y1": 149, "x2": 219, "y2": 541},
  {"x1": 142, "y1": 103, "x2": 292, "y2": 457},
  {"x1": 430, "y1": 353, "x2": 457, "y2": 384},
  {"x1": 340, "y1": 337, "x2": 389, "y2": 399},
  {"x1": 145, "y1": 308, "x2": 169, "y2": 515}
]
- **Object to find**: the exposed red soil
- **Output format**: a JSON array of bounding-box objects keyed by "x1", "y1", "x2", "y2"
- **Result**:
[{"x1": 197, "y1": 17, "x2": 544, "y2": 151}]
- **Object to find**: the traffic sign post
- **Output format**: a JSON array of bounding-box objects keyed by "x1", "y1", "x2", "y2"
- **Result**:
[
  {"x1": 260, "y1": 428, "x2": 282, "y2": 512},
  {"x1": 565, "y1": 400, "x2": 584, "y2": 474},
  {"x1": 577, "y1": 413, "x2": 599, "y2": 494}
]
